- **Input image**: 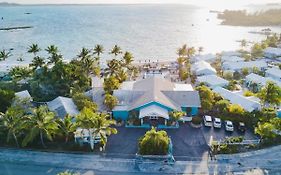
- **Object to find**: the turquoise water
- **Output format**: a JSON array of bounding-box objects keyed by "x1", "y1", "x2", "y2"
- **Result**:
[{"x1": 0, "y1": 4, "x2": 280, "y2": 63}]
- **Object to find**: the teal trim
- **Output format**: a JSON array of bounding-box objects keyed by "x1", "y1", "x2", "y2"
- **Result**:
[
  {"x1": 134, "y1": 101, "x2": 173, "y2": 112},
  {"x1": 112, "y1": 111, "x2": 129, "y2": 120},
  {"x1": 158, "y1": 122, "x2": 179, "y2": 129},
  {"x1": 181, "y1": 107, "x2": 198, "y2": 116},
  {"x1": 191, "y1": 107, "x2": 198, "y2": 116},
  {"x1": 125, "y1": 124, "x2": 151, "y2": 128},
  {"x1": 278, "y1": 111, "x2": 281, "y2": 118}
]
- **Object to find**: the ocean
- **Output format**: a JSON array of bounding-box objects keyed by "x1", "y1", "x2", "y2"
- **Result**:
[{"x1": 0, "y1": 4, "x2": 281, "y2": 64}]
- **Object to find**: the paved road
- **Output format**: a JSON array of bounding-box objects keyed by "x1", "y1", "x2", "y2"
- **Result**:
[{"x1": 1, "y1": 145, "x2": 281, "y2": 175}]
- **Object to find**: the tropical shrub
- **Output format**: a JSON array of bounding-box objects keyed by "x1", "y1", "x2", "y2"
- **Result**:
[
  {"x1": 138, "y1": 127, "x2": 169, "y2": 155},
  {"x1": 0, "y1": 89, "x2": 15, "y2": 112},
  {"x1": 191, "y1": 116, "x2": 202, "y2": 125},
  {"x1": 72, "y1": 93, "x2": 97, "y2": 111},
  {"x1": 104, "y1": 93, "x2": 118, "y2": 111}
]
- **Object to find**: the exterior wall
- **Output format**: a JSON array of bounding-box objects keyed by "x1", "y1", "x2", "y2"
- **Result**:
[
  {"x1": 134, "y1": 101, "x2": 173, "y2": 112},
  {"x1": 278, "y1": 110, "x2": 281, "y2": 118},
  {"x1": 112, "y1": 110, "x2": 129, "y2": 120},
  {"x1": 181, "y1": 107, "x2": 199, "y2": 116}
]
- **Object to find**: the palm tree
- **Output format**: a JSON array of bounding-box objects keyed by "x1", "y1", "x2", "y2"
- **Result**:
[
  {"x1": 116, "y1": 69, "x2": 128, "y2": 83},
  {"x1": 93, "y1": 44, "x2": 104, "y2": 57},
  {"x1": 104, "y1": 93, "x2": 118, "y2": 111},
  {"x1": 27, "y1": 44, "x2": 40, "y2": 56},
  {"x1": 198, "y1": 47, "x2": 204, "y2": 55},
  {"x1": 56, "y1": 115, "x2": 76, "y2": 143},
  {"x1": 110, "y1": 45, "x2": 122, "y2": 57},
  {"x1": 22, "y1": 106, "x2": 58, "y2": 148},
  {"x1": 104, "y1": 59, "x2": 121, "y2": 77},
  {"x1": 76, "y1": 108, "x2": 117, "y2": 150},
  {"x1": 128, "y1": 66, "x2": 139, "y2": 80},
  {"x1": 92, "y1": 113, "x2": 117, "y2": 150},
  {"x1": 9, "y1": 66, "x2": 32, "y2": 81},
  {"x1": 46, "y1": 45, "x2": 62, "y2": 64},
  {"x1": 241, "y1": 39, "x2": 247, "y2": 49},
  {"x1": 81, "y1": 56, "x2": 97, "y2": 77},
  {"x1": 77, "y1": 47, "x2": 91, "y2": 61},
  {"x1": 187, "y1": 47, "x2": 196, "y2": 58},
  {"x1": 46, "y1": 45, "x2": 58, "y2": 55},
  {"x1": 29, "y1": 56, "x2": 45, "y2": 70},
  {"x1": 122, "y1": 51, "x2": 134, "y2": 67},
  {"x1": 177, "y1": 44, "x2": 188, "y2": 57},
  {"x1": 0, "y1": 49, "x2": 11, "y2": 61},
  {"x1": 0, "y1": 107, "x2": 25, "y2": 147},
  {"x1": 258, "y1": 81, "x2": 281, "y2": 107}
]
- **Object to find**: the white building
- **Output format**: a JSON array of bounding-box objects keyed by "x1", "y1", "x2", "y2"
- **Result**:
[
  {"x1": 222, "y1": 60, "x2": 267, "y2": 72},
  {"x1": 192, "y1": 54, "x2": 216, "y2": 63},
  {"x1": 213, "y1": 87, "x2": 261, "y2": 112},
  {"x1": 221, "y1": 56, "x2": 244, "y2": 63},
  {"x1": 191, "y1": 60, "x2": 217, "y2": 76},
  {"x1": 245, "y1": 73, "x2": 281, "y2": 90},
  {"x1": 264, "y1": 47, "x2": 281, "y2": 60},
  {"x1": 47, "y1": 96, "x2": 79, "y2": 118},
  {"x1": 221, "y1": 51, "x2": 242, "y2": 57},
  {"x1": 15, "y1": 90, "x2": 32, "y2": 101},
  {"x1": 265, "y1": 68, "x2": 281, "y2": 82},
  {"x1": 197, "y1": 75, "x2": 229, "y2": 89}
]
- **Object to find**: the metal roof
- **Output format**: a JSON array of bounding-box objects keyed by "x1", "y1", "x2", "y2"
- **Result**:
[
  {"x1": 213, "y1": 87, "x2": 261, "y2": 112},
  {"x1": 113, "y1": 77, "x2": 201, "y2": 111},
  {"x1": 47, "y1": 96, "x2": 79, "y2": 118},
  {"x1": 15, "y1": 90, "x2": 32, "y2": 100}
]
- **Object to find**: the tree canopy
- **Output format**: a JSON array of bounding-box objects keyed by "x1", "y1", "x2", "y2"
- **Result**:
[{"x1": 138, "y1": 127, "x2": 169, "y2": 155}]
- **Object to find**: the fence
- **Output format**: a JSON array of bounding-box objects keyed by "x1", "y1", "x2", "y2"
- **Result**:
[{"x1": 216, "y1": 139, "x2": 261, "y2": 145}]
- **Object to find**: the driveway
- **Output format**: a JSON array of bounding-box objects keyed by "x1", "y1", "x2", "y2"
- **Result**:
[
  {"x1": 106, "y1": 127, "x2": 148, "y2": 158},
  {"x1": 106, "y1": 123, "x2": 209, "y2": 161},
  {"x1": 201, "y1": 124, "x2": 259, "y2": 145}
]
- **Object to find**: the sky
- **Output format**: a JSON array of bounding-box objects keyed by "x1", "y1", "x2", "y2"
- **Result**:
[{"x1": 6, "y1": 0, "x2": 281, "y2": 6}]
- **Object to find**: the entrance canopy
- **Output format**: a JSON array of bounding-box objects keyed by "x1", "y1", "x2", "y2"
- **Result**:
[{"x1": 139, "y1": 104, "x2": 169, "y2": 119}]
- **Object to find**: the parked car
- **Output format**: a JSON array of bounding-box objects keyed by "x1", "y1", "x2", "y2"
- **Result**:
[
  {"x1": 213, "y1": 118, "x2": 222, "y2": 128},
  {"x1": 203, "y1": 115, "x2": 212, "y2": 127},
  {"x1": 238, "y1": 122, "x2": 246, "y2": 132},
  {"x1": 225, "y1": 120, "x2": 234, "y2": 132}
]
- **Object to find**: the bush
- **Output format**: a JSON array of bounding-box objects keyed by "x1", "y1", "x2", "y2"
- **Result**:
[
  {"x1": 72, "y1": 93, "x2": 97, "y2": 111},
  {"x1": 138, "y1": 127, "x2": 169, "y2": 155},
  {"x1": 243, "y1": 90, "x2": 254, "y2": 97},
  {"x1": 191, "y1": 116, "x2": 202, "y2": 125},
  {"x1": 0, "y1": 89, "x2": 15, "y2": 112}
]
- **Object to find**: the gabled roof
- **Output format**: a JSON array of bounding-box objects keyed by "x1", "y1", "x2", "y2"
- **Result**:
[
  {"x1": 129, "y1": 77, "x2": 179, "y2": 110},
  {"x1": 246, "y1": 73, "x2": 281, "y2": 87},
  {"x1": 192, "y1": 54, "x2": 216, "y2": 63},
  {"x1": 47, "y1": 96, "x2": 79, "y2": 118},
  {"x1": 264, "y1": 47, "x2": 281, "y2": 57},
  {"x1": 222, "y1": 60, "x2": 267, "y2": 71},
  {"x1": 266, "y1": 68, "x2": 281, "y2": 79},
  {"x1": 15, "y1": 90, "x2": 32, "y2": 100},
  {"x1": 162, "y1": 91, "x2": 201, "y2": 108},
  {"x1": 197, "y1": 75, "x2": 229, "y2": 87},
  {"x1": 139, "y1": 104, "x2": 169, "y2": 119},
  {"x1": 113, "y1": 77, "x2": 201, "y2": 111},
  {"x1": 213, "y1": 87, "x2": 261, "y2": 112},
  {"x1": 221, "y1": 56, "x2": 244, "y2": 63},
  {"x1": 191, "y1": 61, "x2": 217, "y2": 75}
]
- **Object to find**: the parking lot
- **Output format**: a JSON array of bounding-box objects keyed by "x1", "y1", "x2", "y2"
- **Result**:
[
  {"x1": 105, "y1": 122, "x2": 258, "y2": 160},
  {"x1": 201, "y1": 123, "x2": 259, "y2": 145}
]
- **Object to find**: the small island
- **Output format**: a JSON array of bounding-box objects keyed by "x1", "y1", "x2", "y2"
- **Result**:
[
  {"x1": 218, "y1": 9, "x2": 281, "y2": 26},
  {"x1": 0, "y1": 2, "x2": 19, "y2": 6},
  {"x1": 0, "y1": 26, "x2": 33, "y2": 31}
]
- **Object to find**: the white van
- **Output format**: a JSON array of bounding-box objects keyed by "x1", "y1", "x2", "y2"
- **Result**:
[{"x1": 203, "y1": 115, "x2": 212, "y2": 127}]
